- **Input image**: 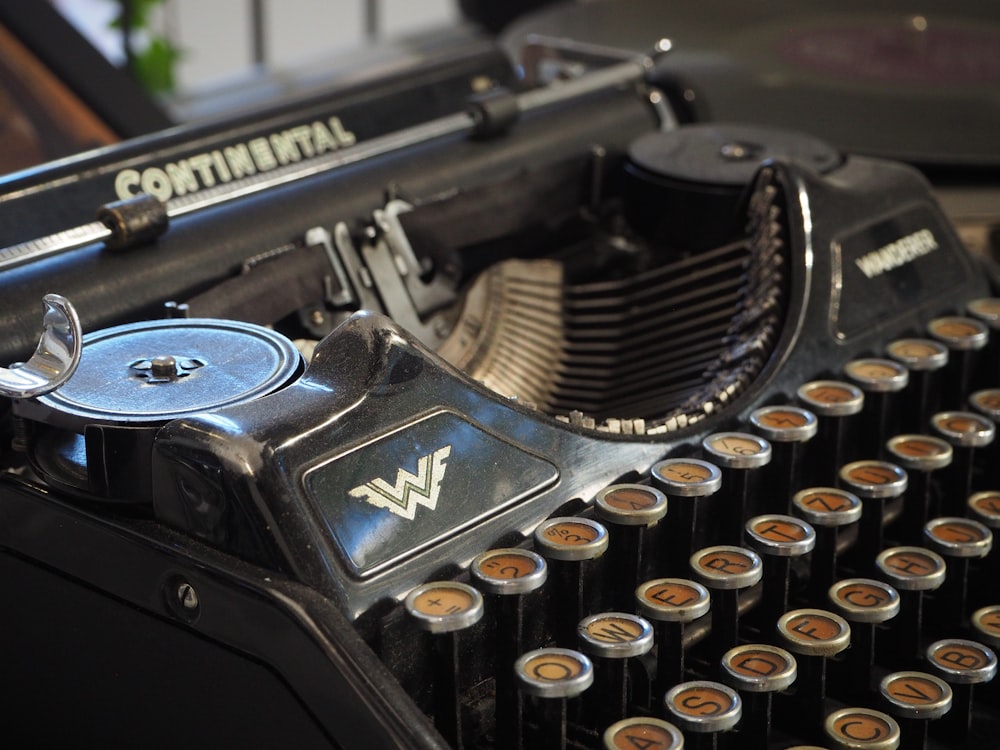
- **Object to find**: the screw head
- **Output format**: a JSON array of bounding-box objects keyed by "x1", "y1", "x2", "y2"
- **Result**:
[
  {"x1": 165, "y1": 576, "x2": 201, "y2": 622},
  {"x1": 177, "y1": 582, "x2": 199, "y2": 611}
]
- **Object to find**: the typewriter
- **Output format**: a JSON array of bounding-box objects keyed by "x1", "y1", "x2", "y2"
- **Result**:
[{"x1": 1, "y1": 5, "x2": 999, "y2": 750}]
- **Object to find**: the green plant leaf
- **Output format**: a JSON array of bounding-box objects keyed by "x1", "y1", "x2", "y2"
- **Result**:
[
  {"x1": 104, "y1": 0, "x2": 181, "y2": 94},
  {"x1": 108, "y1": 0, "x2": 164, "y2": 30},
  {"x1": 132, "y1": 36, "x2": 183, "y2": 94}
]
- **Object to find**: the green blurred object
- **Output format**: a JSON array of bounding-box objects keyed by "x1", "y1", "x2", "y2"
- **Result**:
[{"x1": 110, "y1": 0, "x2": 182, "y2": 94}]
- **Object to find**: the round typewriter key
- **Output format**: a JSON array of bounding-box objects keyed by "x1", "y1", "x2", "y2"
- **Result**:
[
  {"x1": 637, "y1": 578, "x2": 711, "y2": 693},
  {"x1": 652, "y1": 458, "x2": 722, "y2": 575},
  {"x1": 845, "y1": 358, "x2": 909, "y2": 460},
  {"x1": 472, "y1": 548, "x2": 547, "y2": 596},
  {"x1": 798, "y1": 381, "x2": 866, "y2": 417},
  {"x1": 887, "y1": 338, "x2": 949, "y2": 371},
  {"x1": 746, "y1": 514, "x2": 816, "y2": 623},
  {"x1": 969, "y1": 390, "x2": 1000, "y2": 490},
  {"x1": 928, "y1": 316, "x2": 990, "y2": 412},
  {"x1": 406, "y1": 581, "x2": 484, "y2": 634},
  {"x1": 703, "y1": 432, "x2": 771, "y2": 544},
  {"x1": 637, "y1": 578, "x2": 712, "y2": 624},
  {"x1": 829, "y1": 579, "x2": 900, "y2": 698},
  {"x1": 966, "y1": 297, "x2": 1000, "y2": 327},
  {"x1": 968, "y1": 491, "x2": 1000, "y2": 529},
  {"x1": 876, "y1": 547, "x2": 946, "y2": 663},
  {"x1": 886, "y1": 435, "x2": 952, "y2": 544},
  {"x1": 405, "y1": 581, "x2": 484, "y2": 748},
  {"x1": 703, "y1": 432, "x2": 773, "y2": 469},
  {"x1": 926, "y1": 638, "x2": 998, "y2": 740},
  {"x1": 924, "y1": 517, "x2": 992, "y2": 558},
  {"x1": 829, "y1": 579, "x2": 900, "y2": 624},
  {"x1": 845, "y1": 358, "x2": 909, "y2": 392},
  {"x1": 516, "y1": 647, "x2": 594, "y2": 697},
  {"x1": 824, "y1": 707, "x2": 900, "y2": 750},
  {"x1": 798, "y1": 380, "x2": 865, "y2": 479},
  {"x1": 721, "y1": 644, "x2": 796, "y2": 748},
  {"x1": 778, "y1": 609, "x2": 851, "y2": 729},
  {"x1": 579, "y1": 612, "x2": 654, "y2": 726},
  {"x1": 691, "y1": 546, "x2": 763, "y2": 590},
  {"x1": 471, "y1": 548, "x2": 547, "y2": 748},
  {"x1": 971, "y1": 605, "x2": 1000, "y2": 648},
  {"x1": 691, "y1": 546, "x2": 762, "y2": 659},
  {"x1": 875, "y1": 547, "x2": 947, "y2": 591},
  {"x1": 968, "y1": 391, "x2": 1000, "y2": 490},
  {"x1": 885, "y1": 434, "x2": 952, "y2": 471},
  {"x1": 664, "y1": 680, "x2": 742, "y2": 746},
  {"x1": 839, "y1": 460, "x2": 908, "y2": 574},
  {"x1": 516, "y1": 647, "x2": 593, "y2": 750},
  {"x1": 793, "y1": 487, "x2": 863, "y2": 527},
  {"x1": 928, "y1": 316, "x2": 989, "y2": 351},
  {"x1": 579, "y1": 612, "x2": 654, "y2": 659},
  {"x1": 968, "y1": 299, "x2": 1000, "y2": 391},
  {"x1": 535, "y1": 517, "x2": 608, "y2": 644},
  {"x1": 535, "y1": 517, "x2": 609, "y2": 562},
  {"x1": 880, "y1": 671, "x2": 951, "y2": 750},
  {"x1": 839, "y1": 460, "x2": 908, "y2": 499},
  {"x1": 652, "y1": 459, "x2": 723, "y2": 497},
  {"x1": 927, "y1": 638, "x2": 999, "y2": 684},
  {"x1": 602, "y1": 717, "x2": 684, "y2": 750},
  {"x1": 879, "y1": 671, "x2": 952, "y2": 719},
  {"x1": 746, "y1": 514, "x2": 817, "y2": 557},
  {"x1": 595, "y1": 483, "x2": 668, "y2": 609},
  {"x1": 721, "y1": 643, "x2": 797, "y2": 693},
  {"x1": 966, "y1": 493, "x2": 1000, "y2": 605},
  {"x1": 793, "y1": 487, "x2": 862, "y2": 601},
  {"x1": 595, "y1": 484, "x2": 668, "y2": 527},
  {"x1": 778, "y1": 609, "x2": 851, "y2": 658},
  {"x1": 931, "y1": 410, "x2": 995, "y2": 447},
  {"x1": 969, "y1": 388, "x2": 1000, "y2": 422},
  {"x1": 887, "y1": 338, "x2": 949, "y2": 432},
  {"x1": 750, "y1": 405, "x2": 818, "y2": 511},
  {"x1": 933, "y1": 411, "x2": 996, "y2": 513},
  {"x1": 750, "y1": 405, "x2": 819, "y2": 443}
]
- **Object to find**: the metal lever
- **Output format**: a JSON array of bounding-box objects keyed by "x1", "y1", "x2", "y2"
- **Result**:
[{"x1": 0, "y1": 294, "x2": 82, "y2": 399}]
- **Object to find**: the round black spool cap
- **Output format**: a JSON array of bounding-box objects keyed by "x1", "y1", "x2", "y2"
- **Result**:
[{"x1": 624, "y1": 123, "x2": 841, "y2": 251}]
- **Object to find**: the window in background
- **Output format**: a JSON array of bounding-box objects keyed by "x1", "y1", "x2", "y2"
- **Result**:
[{"x1": 52, "y1": 0, "x2": 460, "y2": 118}]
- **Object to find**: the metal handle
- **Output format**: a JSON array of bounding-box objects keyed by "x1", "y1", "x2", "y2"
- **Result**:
[{"x1": 0, "y1": 294, "x2": 82, "y2": 399}]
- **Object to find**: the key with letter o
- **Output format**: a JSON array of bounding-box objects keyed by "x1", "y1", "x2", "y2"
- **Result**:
[{"x1": 515, "y1": 647, "x2": 593, "y2": 750}]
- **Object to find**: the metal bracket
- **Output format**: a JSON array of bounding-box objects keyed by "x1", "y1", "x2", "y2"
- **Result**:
[
  {"x1": 519, "y1": 34, "x2": 678, "y2": 131},
  {"x1": 305, "y1": 226, "x2": 356, "y2": 308},
  {"x1": 0, "y1": 294, "x2": 82, "y2": 399}
]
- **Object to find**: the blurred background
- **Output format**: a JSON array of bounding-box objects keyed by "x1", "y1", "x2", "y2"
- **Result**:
[
  {"x1": 0, "y1": 0, "x2": 556, "y2": 172},
  {"x1": 47, "y1": 0, "x2": 563, "y2": 119},
  {"x1": 53, "y1": 0, "x2": 466, "y2": 119}
]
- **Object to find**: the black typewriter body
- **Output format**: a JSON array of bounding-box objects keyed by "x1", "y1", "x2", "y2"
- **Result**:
[{"x1": 1, "y1": 7, "x2": 999, "y2": 750}]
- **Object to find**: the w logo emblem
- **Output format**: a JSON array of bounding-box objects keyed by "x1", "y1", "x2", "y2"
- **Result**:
[{"x1": 349, "y1": 446, "x2": 452, "y2": 520}]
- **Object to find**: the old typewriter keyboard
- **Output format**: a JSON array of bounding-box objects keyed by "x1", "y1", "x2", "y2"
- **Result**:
[{"x1": 376, "y1": 305, "x2": 1000, "y2": 750}]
